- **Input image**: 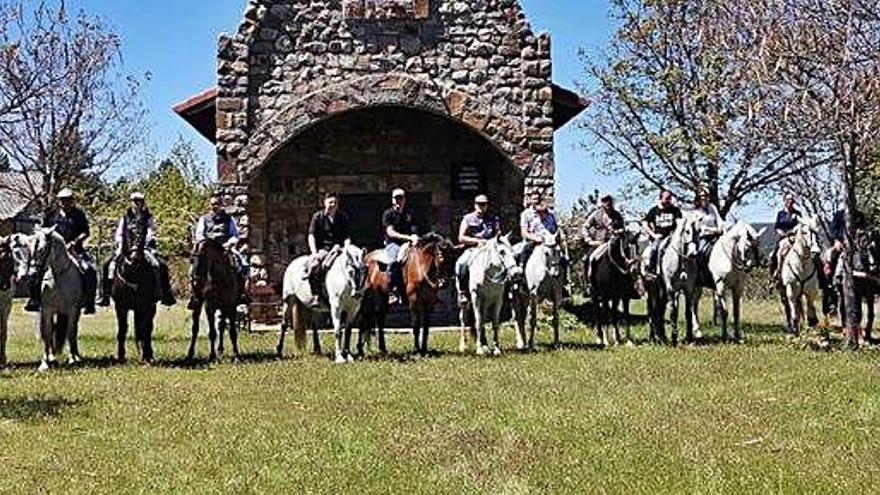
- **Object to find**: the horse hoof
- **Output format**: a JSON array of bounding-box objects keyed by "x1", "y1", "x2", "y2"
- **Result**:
[
  {"x1": 736, "y1": 338, "x2": 745, "y2": 345},
  {"x1": 515, "y1": 342, "x2": 526, "y2": 351},
  {"x1": 38, "y1": 361, "x2": 50, "y2": 372},
  {"x1": 476, "y1": 346, "x2": 487, "y2": 356},
  {"x1": 115, "y1": 356, "x2": 127, "y2": 365},
  {"x1": 458, "y1": 343, "x2": 467, "y2": 354},
  {"x1": 346, "y1": 355, "x2": 354, "y2": 364},
  {"x1": 492, "y1": 347, "x2": 502, "y2": 357},
  {"x1": 208, "y1": 353, "x2": 217, "y2": 363},
  {"x1": 693, "y1": 329, "x2": 703, "y2": 339},
  {"x1": 625, "y1": 341, "x2": 635, "y2": 348},
  {"x1": 334, "y1": 355, "x2": 347, "y2": 364}
]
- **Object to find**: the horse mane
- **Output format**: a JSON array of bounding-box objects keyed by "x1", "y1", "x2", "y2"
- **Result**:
[{"x1": 415, "y1": 232, "x2": 448, "y2": 250}]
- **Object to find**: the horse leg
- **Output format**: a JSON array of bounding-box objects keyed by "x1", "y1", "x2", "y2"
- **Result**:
[
  {"x1": 419, "y1": 307, "x2": 431, "y2": 357},
  {"x1": 207, "y1": 307, "x2": 218, "y2": 362},
  {"x1": 866, "y1": 295, "x2": 875, "y2": 343},
  {"x1": 343, "y1": 318, "x2": 354, "y2": 364},
  {"x1": 491, "y1": 304, "x2": 502, "y2": 356},
  {"x1": 732, "y1": 286, "x2": 743, "y2": 344},
  {"x1": 716, "y1": 282, "x2": 729, "y2": 342},
  {"x1": 459, "y1": 304, "x2": 470, "y2": 353},
  {"x1": 529, "y1": 299, "x2": 539, "y2": 350},
  {"x1": 332, "y1": 307, "x2": 346, "y2": 364},
  {"x1": 805, "y1": 291, "x2": 819, "y2": 330},
  {"x1": 411, "y1": 311, "x2": 421, "y2": 355},
  {"x1": 37, "y1": 312, "x2": 52, "y2": 371},
  {"x1": 551, "y1": 297, "x2": 560, "y2": 349},
  {"x1": 473, "y1": 297, "x2": 488, "y2": 356},
  {"x1": 0, "y1": 306, "x2": 6, "y2": 367},
  {"x1": 669, "y1": 294, "x2": 679, "y2": 347},
  {"x1": 187, "y1": 305, "x2": 200, "y2": 361},
  {"x1": 115, "y1": 306, "x2": 128, "y2": 363},
  {"x1": 229, "y1": 312, "x2": 241, "y2": 362},
  {"x1": 378, "y1": 299, "x2": 388, "y2": 355},
  {"x1": 684, "y1": 295, "x2": 695, "y2": 344},
  {"x1": 67, "y1": 314, "x2": 82, "y2": 364},
  {"x1": 513, "y1": 296, "x2": 526, "y2": 351},
  {"x1": 217, "y1": 315, "x2": 226, "y2": 357},
  {"x1": 692, "y1": 288, "x2": 702, "y2": 340},
  {"x1": 141, "y1": 306, "x2": 156, "y2": 363},
  {"x1": 624, "y1": 299, "x2": 633, "y2": 346},
  {"x1": 778, "y1": 284, "x2": 793, "y2": 332},
  {"x1": 277, "y1": 300, "x2": 290, "y2": 357}
]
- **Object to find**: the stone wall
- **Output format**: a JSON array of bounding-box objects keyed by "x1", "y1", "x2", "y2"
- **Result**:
[{"x1": 215, "y1": 0, "x2": 555, "y2": 283}]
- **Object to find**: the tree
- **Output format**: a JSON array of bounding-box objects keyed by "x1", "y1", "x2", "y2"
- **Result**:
[
  {"x1": 764, "y1": 0, "x2": 880, "y2": 347},
  {"x1": 582, "y1": 0, "x2": 830, "y2": 217},
  {"x1": 0, "y1": 1, "x2": 148, "y2": 209}
]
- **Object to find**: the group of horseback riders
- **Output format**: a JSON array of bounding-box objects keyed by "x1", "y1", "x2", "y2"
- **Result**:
[
  {"x1": 23, "y1": 189, "x2": 249, "y2": 316},
  {"x1": 22, "y1": 183, "x2": 870, "y2": 317}
]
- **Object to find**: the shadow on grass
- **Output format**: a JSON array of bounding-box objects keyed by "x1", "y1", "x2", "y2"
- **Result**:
[
  {"x1": 0, "y1": 396, "x2": 82, "y2": 421},
  {"x1": 157, "y1": 350, "x2": 283, "y2": 369},
  {"x1": 562, "y1": 301, "x2": 650, "y2": 326}
]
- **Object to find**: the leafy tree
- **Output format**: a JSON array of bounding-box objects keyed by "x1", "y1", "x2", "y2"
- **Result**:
[{"x1": 0, "y1": 1, "x2": 148, "y2": 208}]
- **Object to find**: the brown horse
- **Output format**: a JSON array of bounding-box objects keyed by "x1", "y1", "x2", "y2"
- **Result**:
[
  {"x1": 359, "y1": 233, "x2": 456, "y2": 357},
  {"x1": 110, "y1": 247, "x2": 158, "y2": 363},
  {"x1": 186, "y1": 239, "x2": 241, "y2": 361}
]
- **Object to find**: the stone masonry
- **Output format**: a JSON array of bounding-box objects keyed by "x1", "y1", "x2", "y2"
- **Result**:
[{"x1": 214, "y1": 0, "x2": 556, "y2": 283}]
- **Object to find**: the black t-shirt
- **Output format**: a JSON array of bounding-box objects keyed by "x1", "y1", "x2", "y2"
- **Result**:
[
  {"x1": 382, "y1": 207, "x2": 417, "y2": 244},
  {"x1": 644, "y1": 205, "x2": 683, "y2": 237},
  {"x1": 308, "y1": 210, "x2": 350, "y2": 251},
  {"x1": 47, "y1": 207, "x2": 90, "y2": 252}
]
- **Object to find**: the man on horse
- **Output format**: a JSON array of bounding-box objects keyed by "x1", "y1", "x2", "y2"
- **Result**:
[
  {"x1": 582, "y1": 193, "x2": 625, "y2": 284},
  {"x1": 98, "y1": 192, "x2": 175, "y2": 307},
  {"x1": 514, "y1": 191, "x2": 559, "y2": 265},
  {"x1": 769, "y1": 193, "x2": 802, "y2": 280},
  {"x1": 642, "y1": 188, "x2": 683, "y2": 279},
  {"x1": 306, "y1": 192, "x2": 351, "y2": 307},
  {"x1": 455, "y1": 194, "x2": 500, "y2": 305},
  {"x1": 188, "y1": 195, "x2": 249, "y2": 310},
  {"x1": 25, "y1": 188, "x2": 98, "y2": 315},
  {"x1": 382, "y1": 188, "x2": 419, "y2": 305},
  {"x1": 825, "y1": 208, "x2": 869, "y2": 280}
]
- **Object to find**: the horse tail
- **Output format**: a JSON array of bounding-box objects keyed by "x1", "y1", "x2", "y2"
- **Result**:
[{"x1": 292, "y1": 299, "x2": 307, "y2": 351}]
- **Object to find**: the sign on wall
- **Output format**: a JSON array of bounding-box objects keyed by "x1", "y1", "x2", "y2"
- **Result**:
[
  {"x1": 343, "y1": 0, "x2": 430, "y2": 20},
  {"x1": 450, "y1": 162, "x2": 488, "y2": 201}
]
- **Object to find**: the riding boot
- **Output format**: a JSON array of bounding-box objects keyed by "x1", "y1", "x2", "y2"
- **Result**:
[
  {"x1": 307, "y1": 270, "x2": 323, "y2": 308},
  {"x1": 237, "y1": 276, "x2": 250, "y2": 306},
  {"x1": 98, "y1": 260, "x2": 112, "y2": 307},
  {"x1": 24, "y1": 271, "x2": 43, "y2": 312},
  {"x1": 388, "y1": 262, "x2": 402, "y2": 306}
]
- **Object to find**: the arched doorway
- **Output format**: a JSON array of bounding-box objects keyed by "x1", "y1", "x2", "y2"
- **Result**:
[{"x1": 245, "y1": 105, "x2": 524, "y2": 283}]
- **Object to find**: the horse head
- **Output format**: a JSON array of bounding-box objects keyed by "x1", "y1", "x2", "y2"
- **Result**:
[
  {"x1": 417, "y1": 233, "x2": 456, "y2": 288},
  {"x1": 497, "y1": 234, "x2": 523, "y2": 280},
  {"x1": 796, "y1": 217, "x2": 822, "y2": 257},
  {"x1": 9, "y1": 233, "x2": 33, "y2": 282},
  {"x1": 342, "y1": 243, "x2": 367, "y2": 295},
  {"x1": 733, "y1": 222, "x2": 766, "y2": 271}
]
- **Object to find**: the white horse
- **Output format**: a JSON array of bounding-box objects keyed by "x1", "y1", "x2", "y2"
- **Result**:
[
  {"x1": 695, "y1": 221, "x2": 766, "y2": 343},
  {"x1": 643, "y1": 214, "x2": 700, "y2": 345},
  {"x1": 458, "y1": 235, "x2": 522, "y2": 356},
  {"x1": 512, "y1": 233, "x2": 565, "y2": 350},
  {"x1": 0, "y1": 236, "x2": 21, "y2": 366},
  {"x1": 14, "y1": 228, "x2": 84, "y2": 371},
  {"x1": 277, "y1": 242, "x2": 367, "y2": 364},
  {"x1": 780, "y1": 218, "x2": 822, "y2": 335}
]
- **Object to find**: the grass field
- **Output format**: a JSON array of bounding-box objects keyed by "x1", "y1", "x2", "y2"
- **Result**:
[{"x1": 0, "y1": 299, "x2": 878, "y2": 494}]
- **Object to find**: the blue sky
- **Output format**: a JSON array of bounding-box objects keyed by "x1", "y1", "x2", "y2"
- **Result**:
[{"x1": 61, "y1": 1, "x2": 771, "y2": 219}]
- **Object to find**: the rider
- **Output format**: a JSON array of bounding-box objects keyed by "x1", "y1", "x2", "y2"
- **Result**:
[
  {"x1": 25, "y1": 188, "x2": 98, "y2": 315},
  {"x1": 188, "y1": 195, "x2": 249, "y2": 310},
  {"x1": 694, "y1": 190, "x2": 724, "y2": 260},
  {"x1": 582, "y1": 193, "x2": 625, "y2": 283},
  {"x1": 455, "y1": 194, "x2": 500, "y2": 305},
  {"x1": 642, "y1": 188, "x2": 683, "y2": 278},
  {"x1": 98, "y1": 192, "x2": 175, "y2": 307},
  {"x1": 514, "y1": 190, "x2": 559, "y2": 265},
  {"x1": 306, "y1": 192, "x2": 351, "y2": 306},
  {"x1": 826, "y1": 208, "x2": 868, "y2": 279},
  {"x1": 382, "y1": 188, "x2": 419, "y2": 305},
  {"x1": 769, "y1": 193, "x2": 802, "y2": 279}
]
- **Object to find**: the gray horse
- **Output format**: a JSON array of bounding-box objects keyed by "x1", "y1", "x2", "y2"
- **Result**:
[
  {"x1": 278, "y1": 242, "x2": 367, "y2": 363},
  {"x1": 643, "y1": 214, "x2": 700, "y2": 346},
  {"x1": 15, "y1": 228, "x2": 84, "y2": 371},
  {"x1": 459, "y1": 235, "x2": 522, "y2": 356},
  {"x1": 512, "y1": 234, "x2": 565, "y2": 350}
]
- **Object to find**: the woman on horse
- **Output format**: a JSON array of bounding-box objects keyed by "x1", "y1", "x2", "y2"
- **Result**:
[
  {"x1": 188, "y1": 195, "x2": 249, "y2": 310},
  {"x1": 382, "y1": 188, "x2": 419, "y2": 305},
  {"x1": 25, "y1": 188, "x2": 98, "y2": 315},
  {"x1": 693, "y1": 190, "x2": 724, "y2": 261},
  {"x1": 770, "y1": 193, "x2": 802, "y2": 280},
  {"x1": 514, "y1": 190, "x2": 559, "y2": 265},
  {"x1": 455, "y1": 194, "x2": 500, "y2": 305},
  {"x1": 98, "y1": 192, "x2": 175, "y2": 307},
  {"x1": 582, "y1": 193, "x2": 625, "y2": 284}
]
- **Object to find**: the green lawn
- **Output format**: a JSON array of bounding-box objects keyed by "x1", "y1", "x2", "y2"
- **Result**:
[{"x1": 0, "y1": 300, "x2": 878, "y2": 494}]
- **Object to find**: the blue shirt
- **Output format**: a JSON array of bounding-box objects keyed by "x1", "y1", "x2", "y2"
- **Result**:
[
  {"x1": 460, "y1": 212, "x2": 499, "y2": 240},
  {"x1": 775, "y1": 209, "x2": 801, "y2": 234}
]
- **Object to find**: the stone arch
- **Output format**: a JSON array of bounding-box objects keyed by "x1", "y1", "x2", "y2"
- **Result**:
[{"x1": 237, "y1": 72, "x2": 538, "y2": 181}]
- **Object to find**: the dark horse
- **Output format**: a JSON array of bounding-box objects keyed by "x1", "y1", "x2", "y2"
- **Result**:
[
  {"x1": 359, "y1": 233, "x2": 456, "y2": 357},
  {"x1": 186, "y1": 239, "x2": 241, "y2": 361},
  {"x1": 832, "y1": 228, "x2": 880, "y2": 343},
  {"x1": 111, "y1": 247, "x2": 158, "y2": 363},
  {"x1": 587, "y1": 231, "x2": 640, "y2": 347}
]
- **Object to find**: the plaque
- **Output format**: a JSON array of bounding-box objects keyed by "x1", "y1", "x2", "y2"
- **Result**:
[
  {"x1": 344, "y1": 0, "x2": 429, "y2": 20},
  {"x1": 451, "y1": 163, "x2": 488, "y2": 201}
]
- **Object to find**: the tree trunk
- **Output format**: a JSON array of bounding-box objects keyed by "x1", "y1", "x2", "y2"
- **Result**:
[{"x1": 841, "y1": 140, "x2": 860, "y2": 349}]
